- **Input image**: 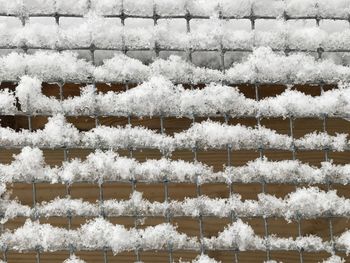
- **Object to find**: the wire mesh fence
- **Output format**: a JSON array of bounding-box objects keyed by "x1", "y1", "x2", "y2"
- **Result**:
[{"x1": 1, "y1": 1, "x2": 350, "y2": 263}]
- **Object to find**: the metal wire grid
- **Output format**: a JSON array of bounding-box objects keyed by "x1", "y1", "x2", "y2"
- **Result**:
[
  {"x1": 1, "y1": 4, "x2": 350, "y2": 54},
  {"x1": 0, "y1": 1, "x2": 347, "y2": 263}
]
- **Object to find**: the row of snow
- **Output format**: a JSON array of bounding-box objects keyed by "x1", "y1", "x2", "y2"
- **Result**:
[
  {"x1": 24, "y1": 254, "x2": 347, "y2": 263},
  {"x1": 64, "y1": 254, "x2": 345, "y2": 263},
  {"x1": 61, "y1": 254, "x2": 232, "y2": 263},
  {"x1": 0, "y1": 0, "x2": 349, "y2": 18},
  {"x1": 0, "y1": 48, "x2": 350, "y2": 83},
  {"x1": 0, "y1": 115, "x2": 348, "y2": 151},
  {"x1": 1, "y1": 187, "x2": 350, "y2": 222},
  {"x1": 1, "y1": 147, "x2": 350, "y2": 185},
  {"x1": 1, "y1": 217, "x2": 350, "y2": 253},
  {"x1": 2, "y1": 75, "x2": 350, "y2": 118},
  {"x1": 3, "y1": 16, "x2": 350, "y2": 52}
]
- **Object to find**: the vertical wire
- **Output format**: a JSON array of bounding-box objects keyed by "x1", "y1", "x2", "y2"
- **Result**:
[
  {"x1": 87, "y1": 0, "x2": 107, "y2": 256},
  {"x1": 320, "y1": 86, "x2": 335, "y2": 254},
  {"x1": 315, "y1": 17, "x2": 335, "y2": 252},
  {"x1": 0, "y1": 228, "x2": 5, "y2": 263},
  {"x1": 131, "y1": 178, "x2": 140, "y2": 262},
  {"x1": 19, "y1": 7, "x2": 42, "y2": 262},
  {"x1": 185, "y1": 5, "x2": 192, "y2": 62},
  {"x1": 192, "y1": 116, "x2": 205, "y2": 254},
  {"x1": 289, "y1": 117, "x2": 304, "y2": 263},
  {"x1": 160, "y1": 115, "x2": 173, "y2": 262},
  {"x1": 59, "y1": 81, "x2": 74, "y2": 256},
  {"x1": 153, "y1": 1, "x2": 173, "y2": 259},
  {"x1": 184, "y1": 7, "x2": 205, "y2": 254},
  {"x1": 1, "y1": 218, "x2": 6, "y2": 261},
  {"x1": 225, "y1": 115, "x2": 239, "y2": 263},
  {"x1": 254, "y1": 84, "x2": 270, "y2": 260}
]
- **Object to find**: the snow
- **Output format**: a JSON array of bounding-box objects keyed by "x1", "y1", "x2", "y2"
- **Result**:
[
  {"x1": 82, "y1": 124, "x2": 174, "y2": 151},
  {"x1": 1, "y1": 47, "x2": 350, "y2": 83},
  {"x1": 4, "y1": 185, "x2": 350, "y2": 221},
  {"x1": 1, "y1": 0, "x2": 350, "y2": 260},
  {"x1": 174, "y1": 120, "x2": 293, "y2": 150},
  {"x1": 94, "y1": 53, "x2": 150, "y2": 83},
  {"x1": 226, "y1": 47, "x2": 350, "y2": 84},
  {"x1": 63, "y1": 255, "x2": 86, "y2": 263},
  {"x1": 320, "y1": 256, "x2": 345, "y2": 263},
  {"x1": 0, "y1": 146, "x2": 57, "y2": 183},
  {"x1": 5, "y1": 15, "x2": 350, "y2": 53},
  {"x1": 191, "y1": 255, "x2": 221, "y2": 263},
  {"x1": 16, "y1": 75, "x2": 60, "y2": 113},
  {"x1": 284, "y1": 187, "x2": 350, "y2": 220},
  {"x1": 12, "y1": 75, "x2": 350, "y2": 118},
  {"x1": 3, "y1": 147, "x2": 350, "y2": 185},
  {"x1": 0, "y1": 0, "x2": 348, "y2": 20},
  {"x1": 0, "y1": 88, "x2": 16, "y2": 114},
  {"x1": 1, "y1": 219, "x2": 70, "y2": 251},
  {"x1": 205, "y1": 219, "x2": 264, "y2": 250},
  {"x1": 37, "y1": 197, "x2": 98, "y2": 217}
]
